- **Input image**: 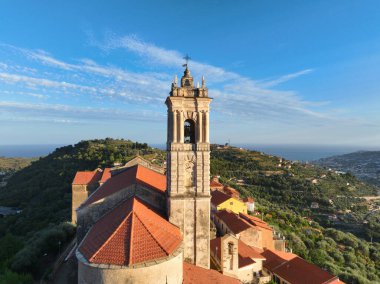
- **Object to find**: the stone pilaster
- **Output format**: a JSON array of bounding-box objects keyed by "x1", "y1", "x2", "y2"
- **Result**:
[{"x1": 166, "y1": 67, "x2": 212, "y2": 269}]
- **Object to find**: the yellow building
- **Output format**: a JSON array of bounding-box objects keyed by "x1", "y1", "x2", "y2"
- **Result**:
[{"x1": 211, "y1": 189, "x2": 247, "y2": 215}]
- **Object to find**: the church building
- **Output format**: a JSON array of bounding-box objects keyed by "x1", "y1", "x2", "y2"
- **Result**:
[{"x1": 71, "y1": 66, "x2": 239, "y2": 283}]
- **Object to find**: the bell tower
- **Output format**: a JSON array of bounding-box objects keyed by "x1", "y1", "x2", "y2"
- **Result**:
[{"x1": 166, "y1": 66, "x2": 212, "y2": 269}]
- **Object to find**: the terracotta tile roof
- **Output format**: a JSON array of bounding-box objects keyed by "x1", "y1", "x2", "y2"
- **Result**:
[
  {"x1": 239, "y1": 212, "x2": 273, "y2": 231},
  {"x1": 99, "y1": 168, "x2": 111, "y2": 183},
  {"x1": 238, "y1": 239, "x2": 266, "y2": 261},
  {"x1": 79, "y1": 197, "x2": 182, "y2": 266},
  {"x1": 271, "y1": 255, "x2": 341, "y2": 284},
  {"x1": 261, "y1": 249, "x2": 297, "y2": 271},
  {"x1": 211, "y1": 190, "x2": 232, "y2": 206},
  {"x1": 72, "y1": 169, "x2": 102, "y2": 185},
  {"x1": 135, "y1": 164, "x2": 166, "y2": 193},
  {"x1": 243, "y1": 197, "x2": 254, "y2": 203},
  {"x1": 215, "y1": 210, "x2": 251, "y2": 234},
  {"x1": 183, "y1": 262, "x2": 240, "y2": 284},
  {"x1": 82, "y1": 165, "x2": 166, "y2": 207},
  {"x1": 210, "y1": 179, "x2": 224, "y2": 189},
  {"x1": 222, "y1": 186, "x2": 240, "y2": 198},
  {"x1": 210, "y1": 237, "x2": 265, "y2": 269}
]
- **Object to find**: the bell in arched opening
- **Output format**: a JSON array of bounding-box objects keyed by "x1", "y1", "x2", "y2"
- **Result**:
[{"x1": 184, "y1": 119, "x2": 195, "y2": 144}]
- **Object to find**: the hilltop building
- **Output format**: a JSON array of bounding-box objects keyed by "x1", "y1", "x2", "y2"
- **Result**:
[
  {"x1": 71, "y1": 66, "x2": 344, "y2": 284},
  {"x1": 72, "y1": 67, "x2": 238, "y2": 283}
]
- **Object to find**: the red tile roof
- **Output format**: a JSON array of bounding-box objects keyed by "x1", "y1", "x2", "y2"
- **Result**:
[
  {"x1": 79, "y1": 197, "x2": 182, "y2": 266},
  {"x1": 272, "y1": 256, "x2": 340, "y2": 284},
  {"x1": 243, "y1": 197, "x2": 254, "y2": 203},
  {"x1": 222, "y1": 186, "x2": 240, "y2": 198},
  {"x1": 210, "y1": 237, "x2": 265, "y2": 268},
  {"x1": 238, "y1": 239, "x2": 266, "y2": 261},
  {"x1": 215, "y1": 210, "x2": 251, "y2": 234},
  {"x1": 261, "y1": 249, "x2": 343, "y2": 284},
  {"x1": 99, "y1": 168, "x2": 111, "y2": 183},
  {"x1": 135, "y1": 164, "x2": 166, "y2": 192},
  {"x1": 82, "y1": 164, "x2": 166, "y2": 207},
  {"x1": 183, "y1": 262, "x2": 240, "y2": 284},
  {"x1": 239, "y1": 213, "x2": 273, "y2": 231},
  {"x1": 210, "y1": 179, "x2": 224, "y2": 189},
  {"x1": 72, "y1": 169, "x2": 102, "y2": 185},
  {"x1": 261, "y1": 249, "x2": 297, "y2": 271},
  {"x1": 211, "y1": 190, "x2": 232, "y2": 206}
]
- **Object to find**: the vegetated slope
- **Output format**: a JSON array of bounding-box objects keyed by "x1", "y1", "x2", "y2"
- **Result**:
[
  {"x1": 0, "y1": 157, "x2": 36, "y2": 173},
  {"x1": 211, "y1": 146, "x2": 380, "y2": 284},
  {"x1": 315, "y1": 151, "x2": 380, "y2": 187},
  {"x1": 0, "y1": 138, "x2": 164, "y2": 281},
  {"x1": 0, "y1": 141, "x2": 378, "y2": 283}
]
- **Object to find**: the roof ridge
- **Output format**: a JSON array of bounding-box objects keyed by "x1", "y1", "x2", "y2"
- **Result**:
[
  {"x1": 133, "y1": 209, "x2": 171, "y2": 255},
  {"x1": 129, "y1": 198, "x2": 136, "y2": 265},
  {"x1": 89, "y1": 210, "x2": 133, "y2": 263}
]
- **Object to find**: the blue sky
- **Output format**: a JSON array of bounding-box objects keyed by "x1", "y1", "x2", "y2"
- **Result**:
[{"x1": 0, "y1": 0, "x2": 380, "y2": 147}]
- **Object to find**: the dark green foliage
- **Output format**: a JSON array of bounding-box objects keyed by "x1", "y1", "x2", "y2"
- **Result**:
[
  {"x1": 211, "y1": 146, "x2": 380, "y2": 284},
  {"x1": 0, "y1": 138, "x2": 163, "y2": 280},
  {"x1": 0, "y1": 268, "x2": 33, "y2": 284},
  {"x1": 11, "y1": 222, "x2": 75, "y2": 277},
  {"x1": 0, "y1": 141, "x2": 379, "y2": 283}
]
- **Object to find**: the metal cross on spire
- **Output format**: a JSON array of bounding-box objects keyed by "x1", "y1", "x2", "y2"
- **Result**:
[{"x1": 182, "y1": 54, "x2": 191, "y2": 67}]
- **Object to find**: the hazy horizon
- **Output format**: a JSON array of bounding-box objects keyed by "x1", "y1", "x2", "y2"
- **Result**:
[
  {"x1": 1, "y1": 2, "x2": 380, "y2": 146},
  {"x1": 1, "y1": 142, "x2": 379, "y2": 161}
]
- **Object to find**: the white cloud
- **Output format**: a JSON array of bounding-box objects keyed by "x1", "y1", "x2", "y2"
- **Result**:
[
  {"x1": 257, "y1": 69, "x2": 313, "y2": 88},
  {"x1": 0, "y1": 101, "x2": 165, "y2": 122},
  {"x1": 1, "y1": 38, "x2": 378, "y2": 146}
]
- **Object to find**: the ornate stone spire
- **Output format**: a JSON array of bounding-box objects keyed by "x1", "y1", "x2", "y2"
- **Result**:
[{"x1": 181, "y1": 65, "x2": 194, "y2": 88}]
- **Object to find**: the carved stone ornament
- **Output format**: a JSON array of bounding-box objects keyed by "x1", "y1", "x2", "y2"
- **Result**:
[
  {"x1": 184, "y1": 152, "x2": 196, "y2": 187},
  {"x1": 183, "y1": 111, "x2": 197, "y2": 122}
]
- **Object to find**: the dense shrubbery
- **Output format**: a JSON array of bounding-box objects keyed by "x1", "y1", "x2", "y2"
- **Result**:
[
  {"x1": 0, "y1": 141, "x2": 378, "y2": 283},
  {"x1": 0, "y1": 138, "x2": 163, "y2": 280},
  {"x1": 211, "y1": 147, "x2": 380, "y2": 284}
]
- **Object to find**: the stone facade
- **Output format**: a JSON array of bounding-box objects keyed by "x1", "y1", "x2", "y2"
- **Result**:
[
  {"x1": 72, "y1": 180, "x2": 100, "y2": 223},
  {"x1": 166, "y1": 67, "x2": 212, "y2": 268},
  {"x1": 219, "y1": 235, "x2": 239, "y2": 279},
  {"x1": 77, "y1": 248, "x2": 183, "y2": 284}
]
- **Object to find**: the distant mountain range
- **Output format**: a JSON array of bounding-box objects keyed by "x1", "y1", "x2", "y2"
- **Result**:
[{"x1": 314, "y1": 151, "x2": 380, "y2": 188}]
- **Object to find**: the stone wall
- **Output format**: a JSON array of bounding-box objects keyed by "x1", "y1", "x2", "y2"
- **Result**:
[
  {"x1": 72, "y1": 184, "x2": 89, "y2": 224},
  {"x1": 77, "y1": 249, "x2": 183, "y2": 284}
]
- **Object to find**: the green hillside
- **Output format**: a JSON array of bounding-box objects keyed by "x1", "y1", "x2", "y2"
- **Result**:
[
  {"x1": 0, "y1": 139, "x2": 163, "y2": 282},
  {"x1": 211, "y1": 146, "x2": 380, "y2": 283},
  {"x1": 315, "y1": 151, "x2": 380, "y2": 187},
  {"x1": 0, "y1": 140, "x2": 378, "y2": 283},
  {"x1": 0, "y1": 157, "x2": 36, "y2": 173}
]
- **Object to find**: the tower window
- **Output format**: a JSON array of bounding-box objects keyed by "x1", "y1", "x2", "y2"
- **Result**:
[
  {"x1": 228, "y1": 242, "x2": 234, "y2": 270},
  {"x1": 184, "y1": 119, "x2": 195, "y2": 144},
  {"x1": 228, "y1": 242, "x2": 234, "y2": 255}
]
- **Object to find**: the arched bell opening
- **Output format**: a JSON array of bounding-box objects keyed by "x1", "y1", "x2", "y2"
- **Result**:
[{"x1": 184, "y1": 119, "x2": 196, "y2": 144}]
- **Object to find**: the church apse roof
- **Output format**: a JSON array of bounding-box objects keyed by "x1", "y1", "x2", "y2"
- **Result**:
[{"x1": 78, "y1": 196, "x2": 182, "y2": 266}]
